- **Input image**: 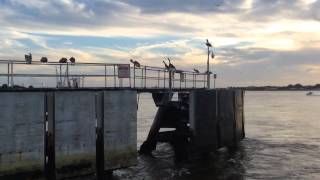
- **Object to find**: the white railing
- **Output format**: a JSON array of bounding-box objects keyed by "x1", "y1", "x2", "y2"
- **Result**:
[{"x1": 0, "y1": 59, "x2": 208, "y2": 89}]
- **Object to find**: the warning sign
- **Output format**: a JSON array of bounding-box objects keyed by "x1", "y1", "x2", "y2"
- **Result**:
[
  {"x1": 180, "y1": 73, "x2": 185, "y2": 82},
  {"x1": 118, "y1": 64, "x2": 130, "y2": 78}
]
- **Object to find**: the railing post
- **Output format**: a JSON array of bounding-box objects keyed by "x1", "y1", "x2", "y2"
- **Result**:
[
  {"x1": 7, "y1": 63, "x2": 10, "y2": 86},
  {"x1": 66, "y1": 63, "x2": 70, "y2": 87},
  {"x1": 184, "y1": 74, "x2": 187, "y2": 88},
  {"x1": 141, "y1": 67, "x2": 144, "y2": 88},
  {"x1": 144, "y1": 66, "x2": 147, "y2": 88},
  {"x1": 59, "y1": 64, "x2": 62, "y2": 87},
  {"x1": 113, "y1": 65, "x2": 116, "y2": 87},
  {"x1": 133, "y1": 67, "x2": 136, "y2": 88},
  {"x1": 179, "y1": 73, "x2": 182, "y2": 89},
  {"x1": 163, "y1": 70, "x2": 166, "y2": 88},
  {"x1": 104, "y1": 65, "x2": 107, "y2": 87},
  {"x1": 169, "y1": 70, "x2": 172, "y2": 90},
  {"x1": 157, "y1": 70, "x2": 160, "y2": 88}
]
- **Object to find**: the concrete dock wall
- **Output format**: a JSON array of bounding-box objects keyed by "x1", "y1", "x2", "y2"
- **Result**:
[
  {"x1": 54, "y1": 91, "x2": 96, "y2": 178},
  {"x1": 103, "y1": 90, "x2": 137, "y2": 170},
  {"x1": 217, "y1": 89, "x2": 236, "y2": 148},
  {"x1": 234, "y1": 90, "x2": 245, "y2": 142},
  {"x1": 0, "y1": 90, "x2": 137, "y2": 179},
  {"x1": 189, "y1": 89, "x2": 245, "y2": 152},
  {"x1": 0, "y1": 92, "x2": 45, "y2": 177},
  {"x1": 189, "y1": 90, "x2": 218, "y2": 152}
]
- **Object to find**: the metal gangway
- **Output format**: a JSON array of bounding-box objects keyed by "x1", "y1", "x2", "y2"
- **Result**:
[{"x1": 0, "y1": 59, "x2": 209, "y2": 91}]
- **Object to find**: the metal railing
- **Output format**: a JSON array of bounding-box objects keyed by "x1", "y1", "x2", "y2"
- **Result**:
[{"x1": 0, "y1": 59, "x2": 208, "y2": 89}]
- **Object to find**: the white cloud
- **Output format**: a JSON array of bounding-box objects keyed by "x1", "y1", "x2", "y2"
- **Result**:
[{"x1": 0, "y1": 0, "x2": 320, "y2": 86}]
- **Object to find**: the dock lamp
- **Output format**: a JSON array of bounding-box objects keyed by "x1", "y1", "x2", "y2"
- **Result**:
[{"x1": 205, "y1": 39, "x2": 215, "y2": 89}]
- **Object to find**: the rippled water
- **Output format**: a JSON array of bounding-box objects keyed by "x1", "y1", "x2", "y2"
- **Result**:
[{"x1": 113, "y1": 91, "x2": 320, "y2": 179}]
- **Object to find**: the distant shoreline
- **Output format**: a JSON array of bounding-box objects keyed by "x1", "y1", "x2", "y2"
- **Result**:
[
  {"x1": 243, "y1": 89, "x2": 320, "y2": 91},
  {"x1": 231, "y1": 84, "x2": 320, "y2": 91}
]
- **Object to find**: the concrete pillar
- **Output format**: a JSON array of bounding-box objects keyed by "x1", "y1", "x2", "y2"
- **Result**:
[
  {"x1": 54, "y1": 91, "x2": 96, "y2": 179},
  {"x1": 217, "y1": 89, "x2": 236, "y2": 148},
  {"x1": 0, "y1": 92, "x2": 45, "y2": 179},
  {"x1": 189, "y1": 90, "x2": 218, "y2": 153},
  {"x1": 234, "y1": 90, "x2": 245, "y2": 141},
  {"x1": 103, "y1": 90, "x2": 137, "y2": 170}
]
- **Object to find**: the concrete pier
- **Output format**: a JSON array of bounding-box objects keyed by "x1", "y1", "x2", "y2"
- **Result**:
[
  {"x1": 0, "y1": 92, "x2": 45, "y2": 178},
  {"x1": 140, "y1": 89, "x2": 245, "y2": 158},
  {"x1": 0, "y1": 89, "x2": 137, "y2": 179},
  {"x1": 54, "y1": 91, "x2": 96, "y2": 179},
  {"x1": 102, "y1": 91, "x2": 137, "y2": 170},
  {"x1": 189, "y1": 90, "x2": 218, "y2": 153},
  {"x1": 0, "y1": 88, "x2": 244, "y2": 179}
]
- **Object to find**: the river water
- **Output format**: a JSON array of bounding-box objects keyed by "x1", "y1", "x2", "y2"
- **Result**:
[{"x1": 112, "y1": 91, "x2": 320, "y2": 179}]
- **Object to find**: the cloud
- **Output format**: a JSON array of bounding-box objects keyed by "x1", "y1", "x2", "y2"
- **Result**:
[
  {"x1": 118, "y1": 0, "x2": 244, "y2": 14},
  {"x1": 0, "y1": 0, "x2": 320, "y2": 87}
]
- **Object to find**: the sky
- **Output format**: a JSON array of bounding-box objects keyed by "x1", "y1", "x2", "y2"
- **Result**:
[{"x1": 0, "y1": 0, "x2": 320, "y2": 87}]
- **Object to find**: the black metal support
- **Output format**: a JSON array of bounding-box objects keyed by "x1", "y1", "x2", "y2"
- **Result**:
[
  {"x1": 45, "y1": 92, "x2": 56, "y2": 180},
  {"x1": 139, "y1": 92, "x2": 190, "y2": 161},
  {"x1": 96, "y1": 92, "x2": 105, "y2": 180}
]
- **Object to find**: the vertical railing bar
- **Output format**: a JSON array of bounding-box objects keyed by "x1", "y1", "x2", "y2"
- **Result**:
[
  {"x1": 104, "y1": 65, "x2": 107, "y2": 87},
  {"x1": 7, "y1": 63, "x2": 10, "y2": 86},
  {"x1": 185, "y1": 74, "x2": 187, "y2": 89},
  {"x1": 144, "y1": 66, "x2": 147, "y2": 88},
  {"x1": 129, "y1": 66, "x2": 131, "y2": 88},
  {"x1": 157, "y1": 70, "x2": 160, "y2": 88},
  {"x1": 10, "y1": 62, "x2": 13, "y2": 86},
  {"x1": 193, "y1": 74, "x2": 195, "y2": 88},
  {"x1": 113, "y1": 65, "x2": 116, "y2": 87},
  {"x1": 133, "y1": 67, "x2": 136, "y2": 88},
  {"x1": 163, "y1": 70, "x2": 166, "y2": 88},
  {"x1": 141, "y1": 68, "x2": 144, "y2": 88}
]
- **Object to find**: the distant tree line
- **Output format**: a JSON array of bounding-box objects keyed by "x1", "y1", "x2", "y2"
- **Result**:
[{"x1": 232, "y1": 83, "x2": 320, "y2": 91}]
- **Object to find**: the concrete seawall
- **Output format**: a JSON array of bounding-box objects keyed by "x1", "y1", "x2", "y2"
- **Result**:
[
  {"x1": 0, "y1": 92, "x2": 45, "y2": 177},
  {"x1": 0, "y1": 88, "x2": 244, "y2": 179},
  {"x1": 189, "y1": 89, "x2": 245, "y2": 153},
  {"x1": 0, "y1": 90, "x2": 137, "y2": 179},
  {"x1": 140, "y1": 89, "x2": 245, "y2": 159}
]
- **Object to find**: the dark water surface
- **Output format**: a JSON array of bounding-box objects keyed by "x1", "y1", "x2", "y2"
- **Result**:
[{"x1": 111, "y1": 91, "x2": 320, "y2": 179}]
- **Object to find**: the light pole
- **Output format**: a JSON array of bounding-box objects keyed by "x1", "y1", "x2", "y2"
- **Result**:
[{"x1": 205, "y1": 39, "x2": 215, "y2": 89}]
